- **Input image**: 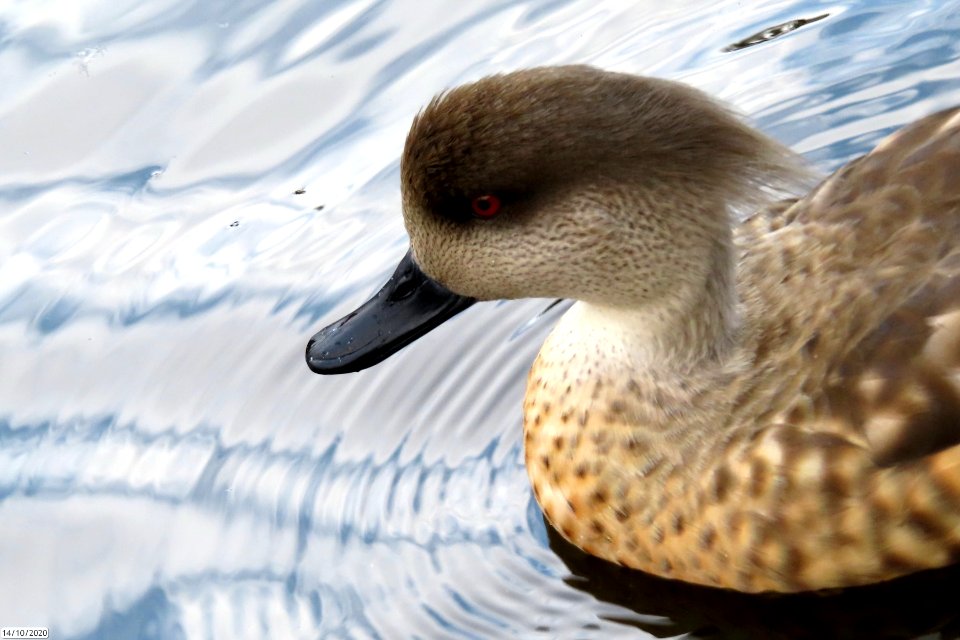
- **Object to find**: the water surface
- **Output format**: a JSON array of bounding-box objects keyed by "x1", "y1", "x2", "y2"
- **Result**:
[{"x1": 3, "y1": 0, "x2": 960, "y2": 637}]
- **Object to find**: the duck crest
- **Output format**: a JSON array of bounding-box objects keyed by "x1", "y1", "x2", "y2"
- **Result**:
[{"x1": 524, "y1": 106, "x2": 960, "y2": 593}]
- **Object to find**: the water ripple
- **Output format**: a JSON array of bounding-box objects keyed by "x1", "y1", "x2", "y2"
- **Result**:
[{"x1": 4, "y1": 0, "x2": 960, "y2": 638}]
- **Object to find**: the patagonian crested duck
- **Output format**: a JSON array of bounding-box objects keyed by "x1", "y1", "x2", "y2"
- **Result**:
[{"x1": 306, "y1": 65, "x2": 960, "y2": 593}]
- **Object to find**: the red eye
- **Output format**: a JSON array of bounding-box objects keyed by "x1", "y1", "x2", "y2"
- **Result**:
[{"x1": 471, "y1": 194, "x2": 501, "y2": 219}]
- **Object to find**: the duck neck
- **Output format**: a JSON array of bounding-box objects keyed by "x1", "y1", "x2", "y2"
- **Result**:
[{"x1": 577, "y1": 235, "x2": 740, "y2": 377}]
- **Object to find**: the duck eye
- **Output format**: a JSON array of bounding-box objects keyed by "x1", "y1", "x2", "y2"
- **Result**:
[{"x1": 470, "y1": 194, "x2": 502, "y2": 219}]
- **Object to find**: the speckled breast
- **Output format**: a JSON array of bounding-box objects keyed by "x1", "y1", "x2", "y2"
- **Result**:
[{"x1": 521, "y1": 353, "x2": 960, "y2": 593}]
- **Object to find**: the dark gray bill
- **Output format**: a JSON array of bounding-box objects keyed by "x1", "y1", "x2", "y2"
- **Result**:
[{"x1": 306, "y1": 249, "x2": 476, "y2": 374}]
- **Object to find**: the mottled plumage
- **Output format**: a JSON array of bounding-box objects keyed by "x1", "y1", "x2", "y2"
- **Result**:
[{"x1": 400, "y1": 66, "x2": 960, "y2": 592}]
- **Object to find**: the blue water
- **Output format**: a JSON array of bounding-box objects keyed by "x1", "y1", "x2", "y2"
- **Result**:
[{"x1": 3, "y1": 0, "x2": 960, "y2": 638}]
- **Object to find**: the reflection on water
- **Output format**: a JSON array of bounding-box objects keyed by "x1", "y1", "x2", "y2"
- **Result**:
[
  {"x1": 3, "y1": 0, "x2": 960, "y2": 637},
  {"x1": 550, "y1": 524, "x2": 960, "y2": 639},
  {"x1": 722, "y1": 13, "x2": 829, "y2": 52}
]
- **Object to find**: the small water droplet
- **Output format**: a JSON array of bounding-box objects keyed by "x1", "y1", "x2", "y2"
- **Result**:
[{"x1": 74, "y1": 46, "x2": 105, "y2": 76}]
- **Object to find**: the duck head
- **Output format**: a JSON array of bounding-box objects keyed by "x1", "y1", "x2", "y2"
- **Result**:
[{"x1": 307, "y1": 65, "x2": 804, "y2": 374}]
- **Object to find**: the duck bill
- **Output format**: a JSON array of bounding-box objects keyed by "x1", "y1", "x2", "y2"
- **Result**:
[{"x1": 306, "y1": 249, "x2": 476, "y2": 374}]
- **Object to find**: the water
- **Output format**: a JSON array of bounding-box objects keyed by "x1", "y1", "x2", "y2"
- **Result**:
[{"x1": 3, "y1": 0, "x2": 960, "y2": 638}]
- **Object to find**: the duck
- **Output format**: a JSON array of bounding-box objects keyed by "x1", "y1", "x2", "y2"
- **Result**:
[{"x1": 306, "y1": 65, "x2": 960, "y2": 593}]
